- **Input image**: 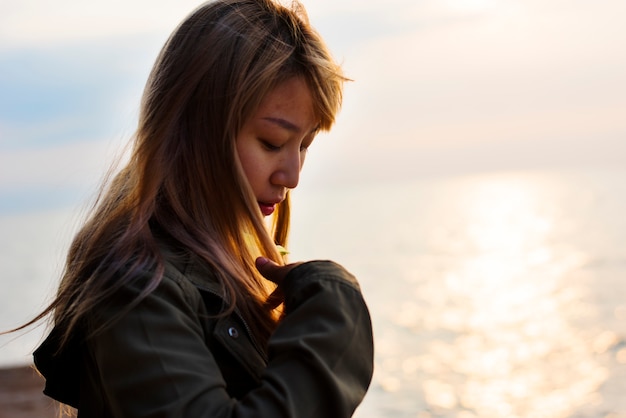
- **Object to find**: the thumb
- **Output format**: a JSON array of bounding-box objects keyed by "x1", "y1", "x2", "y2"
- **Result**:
[
  {"x1": 255, "y1": 257, "x2": 300, "y2": 285},
  {"x1": 255, "y1": 257, "x2": 283, "y2": 285}
]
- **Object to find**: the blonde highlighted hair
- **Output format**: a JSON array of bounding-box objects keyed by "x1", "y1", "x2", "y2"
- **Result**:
[{"x1": 18, "y1": 0, "x2": 345, "y2": 350}]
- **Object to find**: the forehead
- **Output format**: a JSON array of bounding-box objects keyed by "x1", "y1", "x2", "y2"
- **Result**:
[{"x1": 253, "y1": 77, "x2": 318, "y2": 132}]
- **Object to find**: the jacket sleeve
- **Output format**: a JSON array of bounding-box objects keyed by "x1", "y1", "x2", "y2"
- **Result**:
[
  {"x1": 244, "y1": 260, "x2": 375, "y2": 417},
  {"x1": 85, "y1": 260, "x2": 374, "y2": 417}
]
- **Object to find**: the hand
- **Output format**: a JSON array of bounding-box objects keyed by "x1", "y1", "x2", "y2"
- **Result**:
[
  {"x1": 255, "y1": 257, "x2": 302, "y2": 286},
  {"x1": 256, "y1": 257, "x2": 302, "y2": 310}
]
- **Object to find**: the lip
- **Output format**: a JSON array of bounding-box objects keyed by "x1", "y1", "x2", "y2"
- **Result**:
[{"x1": 258, "y1": 202, "x2": 277, "y2": 216}]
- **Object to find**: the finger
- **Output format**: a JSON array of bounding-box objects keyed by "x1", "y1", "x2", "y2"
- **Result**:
[
  {"x1": 255, "y1": 257, "x2": 302, "y2": 285},
  {"x1": 265, "y1": 287, "x2": 284, "y2": 310},
  {"x1": 255, "y1": 257, "x2": 287, "y2": 285}
]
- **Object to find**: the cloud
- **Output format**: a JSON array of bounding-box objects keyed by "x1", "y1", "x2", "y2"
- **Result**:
[
  {"x1": 0, "y1": 135, "x2": 129, "y2": 213},
  {"x1": 1, "y1": 0, "x2": 624, "y2": 197},
  {"x1": 0, "y1": 34, "x2": 157, "y2": 152},
  {"x1": 313, "y1": 0, "x2": 626, "y2": 182},
  {"x1": 0, "y1": 136, "x2": 126, "y2": 188},
  {"x1": 0, "y1": 0, "x2": 201, "y2": 48}
]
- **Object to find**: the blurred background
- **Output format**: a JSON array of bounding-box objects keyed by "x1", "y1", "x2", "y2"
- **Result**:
[{"x1": 1, "y1": 0, "x2": 625, "y2": 417}]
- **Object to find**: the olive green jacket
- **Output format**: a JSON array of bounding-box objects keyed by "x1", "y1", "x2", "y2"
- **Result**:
[{"x1": 34, "y1": 258, "x2": 374, "y2": 417}]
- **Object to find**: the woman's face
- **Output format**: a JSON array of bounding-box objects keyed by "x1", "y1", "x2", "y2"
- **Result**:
[{"x1": 236, "y1": 77, "x2": 319, "y2": 217}]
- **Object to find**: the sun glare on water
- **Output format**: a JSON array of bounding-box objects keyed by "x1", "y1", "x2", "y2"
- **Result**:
[
  {"x1": 353, "y1": 171, "x2": 617, "y2": 417},
  {"x1": 422, "y1": 174, "x2": 604, "y2": 417}
]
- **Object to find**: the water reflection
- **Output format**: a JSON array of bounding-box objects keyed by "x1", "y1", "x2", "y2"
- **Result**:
[
  {"x1": 290, "y1": 170, "x2": 626, "y2": 417},
  {"x1": 373, "y1": 172, "x2": 617, "y2": 417}
]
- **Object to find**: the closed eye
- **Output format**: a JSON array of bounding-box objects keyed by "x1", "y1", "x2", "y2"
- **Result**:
[{"x1": 260, "y1": 139, "x2": 281, "y2": 151}]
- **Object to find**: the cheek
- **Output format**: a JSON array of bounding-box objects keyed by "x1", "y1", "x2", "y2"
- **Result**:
[
  {"x1": 237, "y1": 147, "x2": 266, "y2": 191},
  {"x1": 239, "y1": 154, "x2": 256, "y2": 185}
]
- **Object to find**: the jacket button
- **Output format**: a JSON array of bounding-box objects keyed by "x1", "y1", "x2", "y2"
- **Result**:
[{"x1": 228, "y1": 327, "x2": 239, "y2": 338}]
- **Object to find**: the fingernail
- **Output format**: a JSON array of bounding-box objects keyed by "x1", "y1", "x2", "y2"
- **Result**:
[{"x1": 256, "y1": 257, "x2": 270, "y2": 267}]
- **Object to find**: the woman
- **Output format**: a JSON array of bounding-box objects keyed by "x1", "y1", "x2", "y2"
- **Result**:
[{"x1": 28, "y1": 0, "x2": 374, "y2": 416}]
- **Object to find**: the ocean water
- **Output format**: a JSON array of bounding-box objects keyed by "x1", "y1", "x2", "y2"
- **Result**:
[
  {"x1": 2, "y1": 167, "x2": 625, "y2": 417},
  {"x1": 288, "y1": 168, "x2": 626, "y2": 418}
]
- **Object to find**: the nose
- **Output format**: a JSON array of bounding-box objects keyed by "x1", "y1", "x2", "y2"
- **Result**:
[{"x1": 271, "y1": 150, "x2": 302, "y2": 189}]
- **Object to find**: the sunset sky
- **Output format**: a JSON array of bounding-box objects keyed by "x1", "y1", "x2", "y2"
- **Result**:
[{"x1": 1, "y1": 0, "x2": 625, "y2": 213}]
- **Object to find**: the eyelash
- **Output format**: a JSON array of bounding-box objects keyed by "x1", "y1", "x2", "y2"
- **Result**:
[
  {"x1": 260, "y1": 139, "x2": 311, "y2": 153},
  {"x1": 261, "y1": 140, "x2": 281, "y2": 151}
]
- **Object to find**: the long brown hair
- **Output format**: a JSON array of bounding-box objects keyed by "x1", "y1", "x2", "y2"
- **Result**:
[{"x1": 13, "y1": 0, "x2": 345, "y2": 350}]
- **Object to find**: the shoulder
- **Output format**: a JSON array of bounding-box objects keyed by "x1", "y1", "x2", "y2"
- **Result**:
[
  {"x1": 157, "y1": 251, "x2": 235, "y2": 322},
  {"x1": 157, "y1": 253, "x2": 224, "y2": 311}
]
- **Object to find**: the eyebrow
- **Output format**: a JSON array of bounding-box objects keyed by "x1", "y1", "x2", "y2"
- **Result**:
[{"x1": 262, "y1": 117, "x2": 319, "y2": 135}]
